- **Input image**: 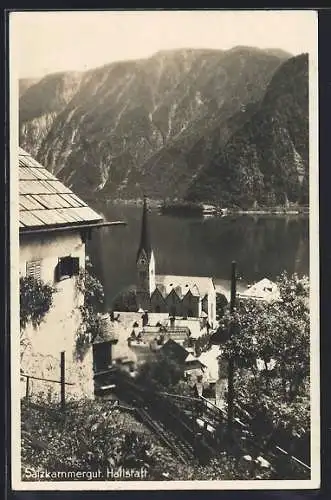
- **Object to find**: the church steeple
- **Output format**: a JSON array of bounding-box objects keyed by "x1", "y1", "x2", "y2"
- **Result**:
[
  {"x1": 136, "y1": 195, "x2": 152, "y2": 262},
  {"x1": 136, "y1": 195, "x2": 156, "y2": 304}
]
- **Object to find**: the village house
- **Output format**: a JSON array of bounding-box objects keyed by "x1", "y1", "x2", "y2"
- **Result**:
[
  {"x1": 237, "y1": 277, "x2": 280, "y2": 303},
  {"x1": 159, "y1": 339, "x2": 206, "y2": 382},
  {"x1": 136, "y1": 196, "x2": 218, "y2": 326},
  {"x1": 19, "y1": 147, "x2": 123, "y2": 401}
]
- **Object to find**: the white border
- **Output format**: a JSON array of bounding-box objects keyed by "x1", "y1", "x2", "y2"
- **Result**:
[{"x1": 10, "y1": 9, "x2": 320, "y2": 491}]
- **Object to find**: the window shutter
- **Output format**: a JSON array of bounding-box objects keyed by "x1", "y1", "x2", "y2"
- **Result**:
[{"x1": 26, "y1": 260, "x2": 41, "y2": 280}]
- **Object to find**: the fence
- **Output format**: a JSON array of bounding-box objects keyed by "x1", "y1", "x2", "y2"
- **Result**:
[{"x1": 21, "y1": 351, "x2": 75, "y2": 413}]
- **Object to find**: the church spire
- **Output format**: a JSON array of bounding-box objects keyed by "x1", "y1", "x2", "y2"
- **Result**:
[{"x1": 136, "y1": 195, "x2": 152, "y2": 262}]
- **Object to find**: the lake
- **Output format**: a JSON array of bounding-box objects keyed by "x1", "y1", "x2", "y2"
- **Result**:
[{"x1": 87, "y1": 204, "x2": 309, "y2": 308}]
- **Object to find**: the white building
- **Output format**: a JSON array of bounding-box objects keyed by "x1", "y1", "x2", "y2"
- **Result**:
[
  {"x1": 238, "y1": 278, "x2": 280, "y2": 303},
  {"x1": 19, "y1": 147, "x2": 122, "y2": 401}
]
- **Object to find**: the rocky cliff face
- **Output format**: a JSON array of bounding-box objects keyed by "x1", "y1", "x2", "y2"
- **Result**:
[
  {"x1": 186, "y1": 53, "x2": 309, "y2": 206},
  {"x1": 19, "y1": 47, "x2": 307, "y2": 206}
]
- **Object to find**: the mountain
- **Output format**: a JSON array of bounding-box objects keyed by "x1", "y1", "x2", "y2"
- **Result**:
[
  {"x1": 19, "y1": 78, "x2": 40, "y2": 97},
  {"x1": 186, "y1": 53, "x2": 309, "y2": 207},
  {"x1": 20, "y1": 71, "x2": 83, "y2": 159},
  {"x1": 19, "y1": 47, "x2": 295, "y2": 205}
]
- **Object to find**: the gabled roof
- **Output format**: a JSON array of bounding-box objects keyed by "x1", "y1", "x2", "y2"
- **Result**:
[
  {"x1": 238, "y1": 278, "x2": 280, "y2": 302},
  {"x1": 156, "y1": 274, "x2": 214, "y2": 298},
  {"x1": 152, "y1": 286, "x2": 167, "y2": 300},
  {"x1": 19, "y1": 148, "x2": 103, "y2": 232}
]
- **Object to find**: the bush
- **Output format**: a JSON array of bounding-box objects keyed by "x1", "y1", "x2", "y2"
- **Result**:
[
  {"x1": 21, "y1": 397, "x2": 274, "y2": 481},
  {"x1": 20, "y1": 276, "x2": 56, "y2": 331}
]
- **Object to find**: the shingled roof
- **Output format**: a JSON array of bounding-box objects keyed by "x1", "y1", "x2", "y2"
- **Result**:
[{"x1": 19, "y1": 147, "x2": 103, "y2": 231}]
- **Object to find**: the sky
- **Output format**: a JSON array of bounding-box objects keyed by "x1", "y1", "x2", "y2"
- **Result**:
[{"x1": 10, "y1": 10, "x2": 317, "y2": 79}]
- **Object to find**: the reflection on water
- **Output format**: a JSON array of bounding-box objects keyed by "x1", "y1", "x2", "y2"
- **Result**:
[{"x1": 87, "y1": 205, "x2": 309, "y2": 308}]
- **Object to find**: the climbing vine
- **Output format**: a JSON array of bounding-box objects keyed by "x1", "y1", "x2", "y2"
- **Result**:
[
  {"x1": 20, "y1": 276, "x2": 56, "y2": 331},
  {"x1": 75, "y1": 264, "x2": 105, "y2": 360}
]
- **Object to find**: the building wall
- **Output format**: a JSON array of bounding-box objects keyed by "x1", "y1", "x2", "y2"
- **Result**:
[
  {"x1": 165, "y1": 290, "x2": 182, "y2": 317},
  {"x1": 208, "y1": 285, "x2": 217, "y2": 327},
  {"x1": 181, "y1": 293, "x2": 200, "y2": 318},
  {"x1": 150, "y1": 289, "x2": 167, "y2": 313},
  {"x1": 19, "y1": 229, "x2": 94, "y2": 401}
]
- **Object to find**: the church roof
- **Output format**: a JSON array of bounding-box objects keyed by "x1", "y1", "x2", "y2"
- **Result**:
[
  {"x1": 136, "y1": 195, "x2": 152, "y2": 262},
  {"x1": 156, "y1": 274, "x2": 214, "y2": 298}
]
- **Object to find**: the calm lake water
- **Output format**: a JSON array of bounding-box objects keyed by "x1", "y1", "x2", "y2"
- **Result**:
[{"x1": 87, "y1": 204, "x2": 309, "y2": 308}]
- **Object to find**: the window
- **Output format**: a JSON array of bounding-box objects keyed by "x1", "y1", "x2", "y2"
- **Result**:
[
  {"x1": 188, "y1": 309, "x2": 193, "y2": 317},
  {"x1": 56, "y1": 256, "x2": 80, "y2": 281},
  {"x1": 155, "y1": 305, "x2": 161, "y2": 313},
  {"x1": 26, "y1": 260, "x2": 42, "y2": 280}
]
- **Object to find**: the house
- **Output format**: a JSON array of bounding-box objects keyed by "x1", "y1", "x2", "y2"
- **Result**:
[
  {"x1": 135, "y1": 196, "x2": 218, "y2": 326},
  {"x1": 238, "y1": 278, "x2": 280, "y2": 303},
  {"x1": 19, "y1": 147, "x2": 124, "y2": 400},
  {"x1": 159, "y1": 339, "x2": 206, "y2": 381}
]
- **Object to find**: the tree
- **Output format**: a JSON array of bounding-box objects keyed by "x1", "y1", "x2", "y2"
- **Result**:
[
  {"x1": 136, "y1": 356, "x2": 184, "y2": 391},
  {"x1": 113, "y1": 288, "x2": 138, "y2": 312},
  {"x1": 219, "y1": 272, "x2": 310, "y2": 445}
]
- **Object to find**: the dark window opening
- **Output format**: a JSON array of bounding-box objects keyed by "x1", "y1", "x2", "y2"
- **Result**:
[
  {"x1": 188, "y1": 309, "x2": 193, "y2": 317},
  {"x1": 56, "y1": 256, "x2": 80, "y2": 281},
  {"x1": 155, "y1": 305, "x2": 161, "y2": 313},
  {"x1": 93, "y1": 342, "x2": 112, "y2": 373}
]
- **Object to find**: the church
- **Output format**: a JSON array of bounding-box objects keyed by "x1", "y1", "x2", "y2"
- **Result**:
[{"x1": 136, "y1": 197, "x2": 217, "y2": 327}]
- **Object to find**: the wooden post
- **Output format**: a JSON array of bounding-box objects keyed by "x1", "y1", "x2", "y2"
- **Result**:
[
  {"x1": 25, "y1": 376, "x2": 30, "y2": 401},
  {"x1": 60, "y1": 351, "x2": 65, "y2": 414},
  {"x1": 227, "y1": 261, "x2": 237, "y2": 441}
]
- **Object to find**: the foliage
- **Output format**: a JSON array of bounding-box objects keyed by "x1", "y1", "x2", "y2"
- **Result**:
[
  {"x1": 112, "y1": 289, "x2": 138, "y2": 312},
  {"x1": 76, "y1": 263, "x2": 105, "y2": 311},
  {"x1": 21, "y1": 396, "x2": 275, "y2": 481},
  {"x1": 75, "y1": 265, "x2": 105, "y2": 360},
  {"x1": 20, "y1": 276, "x2": 56, "y2": 331},
  {"x1": 195, "y1": 332, "x2": 212, "y2": 357},
  {"x1": 216, "y1": 293, "x2": 228, "y2": 318},
  {"x1": 136, "y1": 356, "x2": 184, "y2": 391},
  {"x1": 219, "y1": 272, "x2": 310, "y2": 444},
  {"x1": 21, "y1": 397, "x2": 166, "y2": 479}
]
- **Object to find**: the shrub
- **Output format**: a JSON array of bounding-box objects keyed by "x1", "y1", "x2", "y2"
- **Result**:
[{"x1": 20, "y1": 276, "x2": 56, "y2": 331}]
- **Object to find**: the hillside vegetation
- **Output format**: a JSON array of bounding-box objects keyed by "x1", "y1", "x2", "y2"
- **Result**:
[{"x1": 19, "y1": 48, "x2": 308, "y2": 207}]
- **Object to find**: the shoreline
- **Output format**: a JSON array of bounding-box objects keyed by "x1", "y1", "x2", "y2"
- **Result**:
[{"x1": 102, "y1": 199, "x2": 309, "y2": 216}]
